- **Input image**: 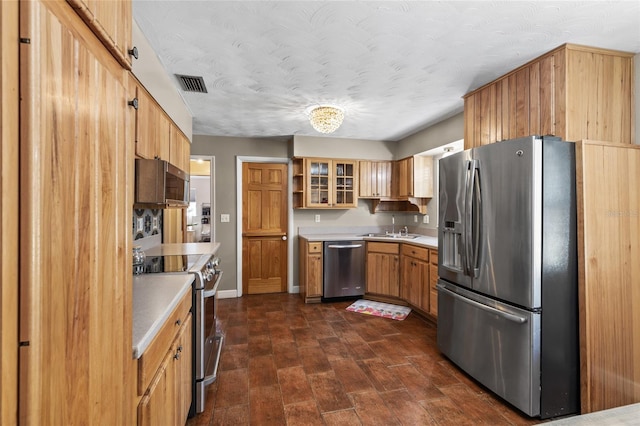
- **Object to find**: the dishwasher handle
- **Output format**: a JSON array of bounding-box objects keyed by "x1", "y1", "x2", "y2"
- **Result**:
[{"x1": 326, "y1": 244, "x2": 363, "y2": 249}]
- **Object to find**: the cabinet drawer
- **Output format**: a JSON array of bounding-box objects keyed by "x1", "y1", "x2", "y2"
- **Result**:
[
  {"x1": 308, "y1": 242, "x2": 323, "y2": 254},
  {"x1": 401, "y1": 244, "x2": 429, "y2": 261},
  {"x1": 430, "y1": 250, "x2": 438, "y2": 265},
  {"x1": 138, "y1": 290, "x2": 192, "y2": 395},
  {"x1": 367, "y1": 242, "x2": 399, "y2": 254}
]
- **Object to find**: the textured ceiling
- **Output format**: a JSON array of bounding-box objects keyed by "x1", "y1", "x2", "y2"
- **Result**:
[{"x1": 133, "y1": 1, "x2": 640, "y2": 141}]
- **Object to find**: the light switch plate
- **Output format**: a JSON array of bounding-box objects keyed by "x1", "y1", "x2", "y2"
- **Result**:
[
  {"x1": 315, "y1": 214, "x2": 320, "y2": 223},
  {"x1": 136, "y1": 217, "x2": 144, "y2": 233},
  {"x1": 423, "y1": 215, "x2": 429, "y2": 224},
  {"x1": 221, "y1": 214, "x2": 230, "y2": 223}
]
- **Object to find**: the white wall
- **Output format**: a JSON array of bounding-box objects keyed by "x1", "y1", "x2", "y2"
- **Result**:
[
  {"x1": 292, "y1": 135, "x2": 395, "y2": 160},
  {"x1": 131, "y1": 21, "x2": 193, "y2": 139}
]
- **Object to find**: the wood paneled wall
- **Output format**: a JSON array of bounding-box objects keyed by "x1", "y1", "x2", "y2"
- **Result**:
[
  {"x1": 575, "y1": 140, "x2": 640, "y2": 413},
  {"x1": 1, "y1": 2, "x2": 20, "y2": 425}
]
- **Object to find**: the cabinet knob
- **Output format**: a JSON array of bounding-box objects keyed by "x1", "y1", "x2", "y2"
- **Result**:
[
  {"x1": 175, "y1": 319, "x2": 181, "y2": 326},
  {"x1": 128, "y1": 98, "x2": 138, "y2": 110},
  {"x1": 174, "y1": 352, "x2": 181, "y2": 360},
  {"x1": 177, "y1": 345, "x2": 183, "y2": 352},
  {"x1": 128, "y1": 46, "x2": 139, "y2": 60},
  {"x1": 282, "y1": 235, "x2": 287, "y2": 241}
]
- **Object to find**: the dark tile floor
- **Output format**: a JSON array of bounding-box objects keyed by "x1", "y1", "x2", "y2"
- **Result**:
[{"x1": 187, "y1": 293, "x2": 542, "y2": 426}]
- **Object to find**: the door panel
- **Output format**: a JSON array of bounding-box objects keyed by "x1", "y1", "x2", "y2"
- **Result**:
[
  {"x1": 437, "y1": 282, "x2": 540, "y2": 417},
  {"x1": 242, "y1": 163, "x2": 288, "y2": 294},
  {"x1": 472, "y1": 137, "x2": 540, "y2": 308},
  {"x1": 438, "y1": 149, "x2": 472, "y2": 289}
]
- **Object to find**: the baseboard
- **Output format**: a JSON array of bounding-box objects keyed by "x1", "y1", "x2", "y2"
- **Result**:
[
  {"x1": 218, "y1": 289, "x2": 238, "y2": 299},
  {"x1": 218, "y1": 287, "x2": 301, "y2": 299}
]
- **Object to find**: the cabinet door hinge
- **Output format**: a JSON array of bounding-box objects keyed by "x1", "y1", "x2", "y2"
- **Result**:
[{"x1": 19, "y1": 38, "x2": 31, "y2": 44}]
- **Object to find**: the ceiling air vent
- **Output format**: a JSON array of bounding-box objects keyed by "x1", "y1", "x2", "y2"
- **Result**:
[{"x1": 175, "y1": 74, "x2": 208, "y2": 93}]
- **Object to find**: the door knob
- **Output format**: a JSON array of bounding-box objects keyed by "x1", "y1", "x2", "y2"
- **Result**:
[{"x1": 282, "y1": 236, "x2": 287, "y2": 241}]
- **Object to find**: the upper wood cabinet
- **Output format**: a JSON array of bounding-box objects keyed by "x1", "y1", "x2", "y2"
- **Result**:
[
  {"x1": 133, "y1": 81, "x2": 170, "y2": 162},
  {"x1": 394, "y1": 155, "x2": 434, "y2": 199},
  {"x1": 359, "y1": 160, "x2": 392, "y2": 198},
  {"x1": 67, "y1": 0, "x2": 134, "y2": 68},
  {"x1": 293, "y1": 158, "x2": 358, "y2": 209},
  {"x1": 20, "y1": 1, "x2": 133, "y2": 423},
  {"x1": 170, "y1": 124, "x2": 191, "y2": 173},
  {"x1": 464, "y1": 44, "x2": 635, "y2": 149}
]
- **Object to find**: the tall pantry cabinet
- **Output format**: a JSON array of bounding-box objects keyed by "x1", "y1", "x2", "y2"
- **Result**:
[
  {"x1": 18, "y1": 1, "x2": 134, "y2": 425},
  {"x1": 1, "y1": 2, "x2": 20, "y2": 425}
]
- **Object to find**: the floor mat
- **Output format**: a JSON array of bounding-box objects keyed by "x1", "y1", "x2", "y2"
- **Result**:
[{"x1": 345, "y1": 299, "x2": 411, "y2": 321}]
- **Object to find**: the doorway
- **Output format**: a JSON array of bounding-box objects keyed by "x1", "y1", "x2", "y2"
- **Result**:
[{"x1": 189, "y1": 156, "x2": 215, "y2": 242}]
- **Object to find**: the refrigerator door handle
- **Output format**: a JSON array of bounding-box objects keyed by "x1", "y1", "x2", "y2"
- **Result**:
[
  {"x1": 462, "y1": 160, "x2": 478, "y2": 277},
  {"x1": 436, "y1": 284, "x2": 528, "y2": 324},
  {"x1": 463, "y1": 161, "x2": 473, "y2": 275},
  {"x1": 472, "y1": 165, "x2": 482, "y2": 277}
]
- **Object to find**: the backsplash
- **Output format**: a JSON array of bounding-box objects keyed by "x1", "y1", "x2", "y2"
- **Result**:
[{"x1": 133, "y1": 209, "x2": 162, "y2": 241}]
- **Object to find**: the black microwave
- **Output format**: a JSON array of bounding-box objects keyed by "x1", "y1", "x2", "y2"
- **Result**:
[{"x1": 135, "y1": 159, "x2": 189, "y2": 207}]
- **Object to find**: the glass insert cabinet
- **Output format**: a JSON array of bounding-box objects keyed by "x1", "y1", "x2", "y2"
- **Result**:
[{"x1": 292, "y1": 158, "x2": 358, "y2": 209}]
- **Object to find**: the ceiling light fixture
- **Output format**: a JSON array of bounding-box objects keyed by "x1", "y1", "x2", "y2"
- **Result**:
[{"x1": 306, "y1": 105, "x2": 344, "y2": 134}]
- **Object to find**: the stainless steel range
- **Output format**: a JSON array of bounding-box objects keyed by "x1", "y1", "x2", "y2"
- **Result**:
[{"x1": 140, "y1": 245, "x2": 224, "y2": 416}]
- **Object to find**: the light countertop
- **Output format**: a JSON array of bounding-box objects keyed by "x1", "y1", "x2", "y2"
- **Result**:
[
  {"x1": 543, "y1": 403, "x2": 640, "y2": 425},
  {"x1": 144, "y1": 242, "x2": 220, "y2": 257},
  {"x1": 299, "y1": 233, "x2": 438, "y2": 250},
  {"x1": 132, "y1": 273, "x2": 194, "y2": 359}
]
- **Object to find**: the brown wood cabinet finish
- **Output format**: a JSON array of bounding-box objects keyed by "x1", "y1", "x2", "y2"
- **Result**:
[
  {"x1": 366, "y1": 242, "x2": 400, "y2": 297},
  {"x1": 1, "y1": 1, "x2": 19, "y2": 424},
  {"x1": 394, "y1": 156, "x2": 434, "y2": 199},
  {"x1": 359, "y1": 160, "x2": 392, "y2": 198},
  {"x1": 133, "y1": 80, "x2": 171, "y2": 161},
  {"x1": 464, "y1": 44, "x2": 635, "y2": 149},
  {"x1": 400, "y1": 245, "x2": 430, "y2": 313},
  {"x1": 170, "y1": 124, "x2": 191, "y2": 173},
  {"x1": 19, "y1": 1, "x2": 133, "y2": 424},
  {"x1": 293, "y1": 158, "x2": 359, "y2": 209},
  {"x1": 299, "y1": 239, "x2": 323, "y2": 303},
  {"x1": 67, "y1": 0, "x2": 133, "y2": 68},
  {"x1": 575, "y1": 140, "x2": 640, "y2": 413},
  {"x1": 429, "y1": 250, "x2": 438, "y2": 317},
  {"x1": 137, "y1": 292, "x2": 192, "y2": 425}
]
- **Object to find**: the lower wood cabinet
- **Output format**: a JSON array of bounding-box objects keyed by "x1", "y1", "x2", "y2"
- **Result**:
[
  {"x1": 366, "y1": 242, "x2": 400, "y2": 297},
  {"x1": 401, "y1": 244, "x2": 430, "y2": 313},
  {"x1": 137, "y1": 291, "x2": 192, "y2": 426},
  {"x1": 429, "y1": 250, "x2": 439, "y2": 317},
  {"x1": 299, "y1": 238, "x2": 323, "y2": 303}
]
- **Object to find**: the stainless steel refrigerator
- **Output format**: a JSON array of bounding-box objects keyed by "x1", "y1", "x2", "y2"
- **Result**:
[{"x1": 437, "y1": 136, "x2": 579, "y2": 419}]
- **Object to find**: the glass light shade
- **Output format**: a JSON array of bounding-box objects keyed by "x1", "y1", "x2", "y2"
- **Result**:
[{"x1": 308, "y1": 106, "x2": 344, "y2": 134}]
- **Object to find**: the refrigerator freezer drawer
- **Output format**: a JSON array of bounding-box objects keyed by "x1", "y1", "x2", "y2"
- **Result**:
[{"x1": 437, "y1": 282, "x2": 541, "y2": 417}]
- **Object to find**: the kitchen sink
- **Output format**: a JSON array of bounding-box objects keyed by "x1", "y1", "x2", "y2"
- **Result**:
[{"x1": 359, "y1": 233, "x2": 420, "y2": 239}]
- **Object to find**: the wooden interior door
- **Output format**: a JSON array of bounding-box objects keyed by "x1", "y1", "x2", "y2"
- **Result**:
[{"x1": 242, "y1": 162, "x2": 288, "y2": 294}]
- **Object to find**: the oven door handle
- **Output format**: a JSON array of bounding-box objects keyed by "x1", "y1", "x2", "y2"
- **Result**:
[
  {"x1": 203, "y1": 270, "x2": 223, "y2": 299},
  {"x1": 202, "y1": 334, "x2": 224, "y2": 386}
]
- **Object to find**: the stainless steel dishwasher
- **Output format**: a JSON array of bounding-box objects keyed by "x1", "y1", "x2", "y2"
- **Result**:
[{"x1": 323, "y1": 241, "x2": 365, "y2": 299}]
